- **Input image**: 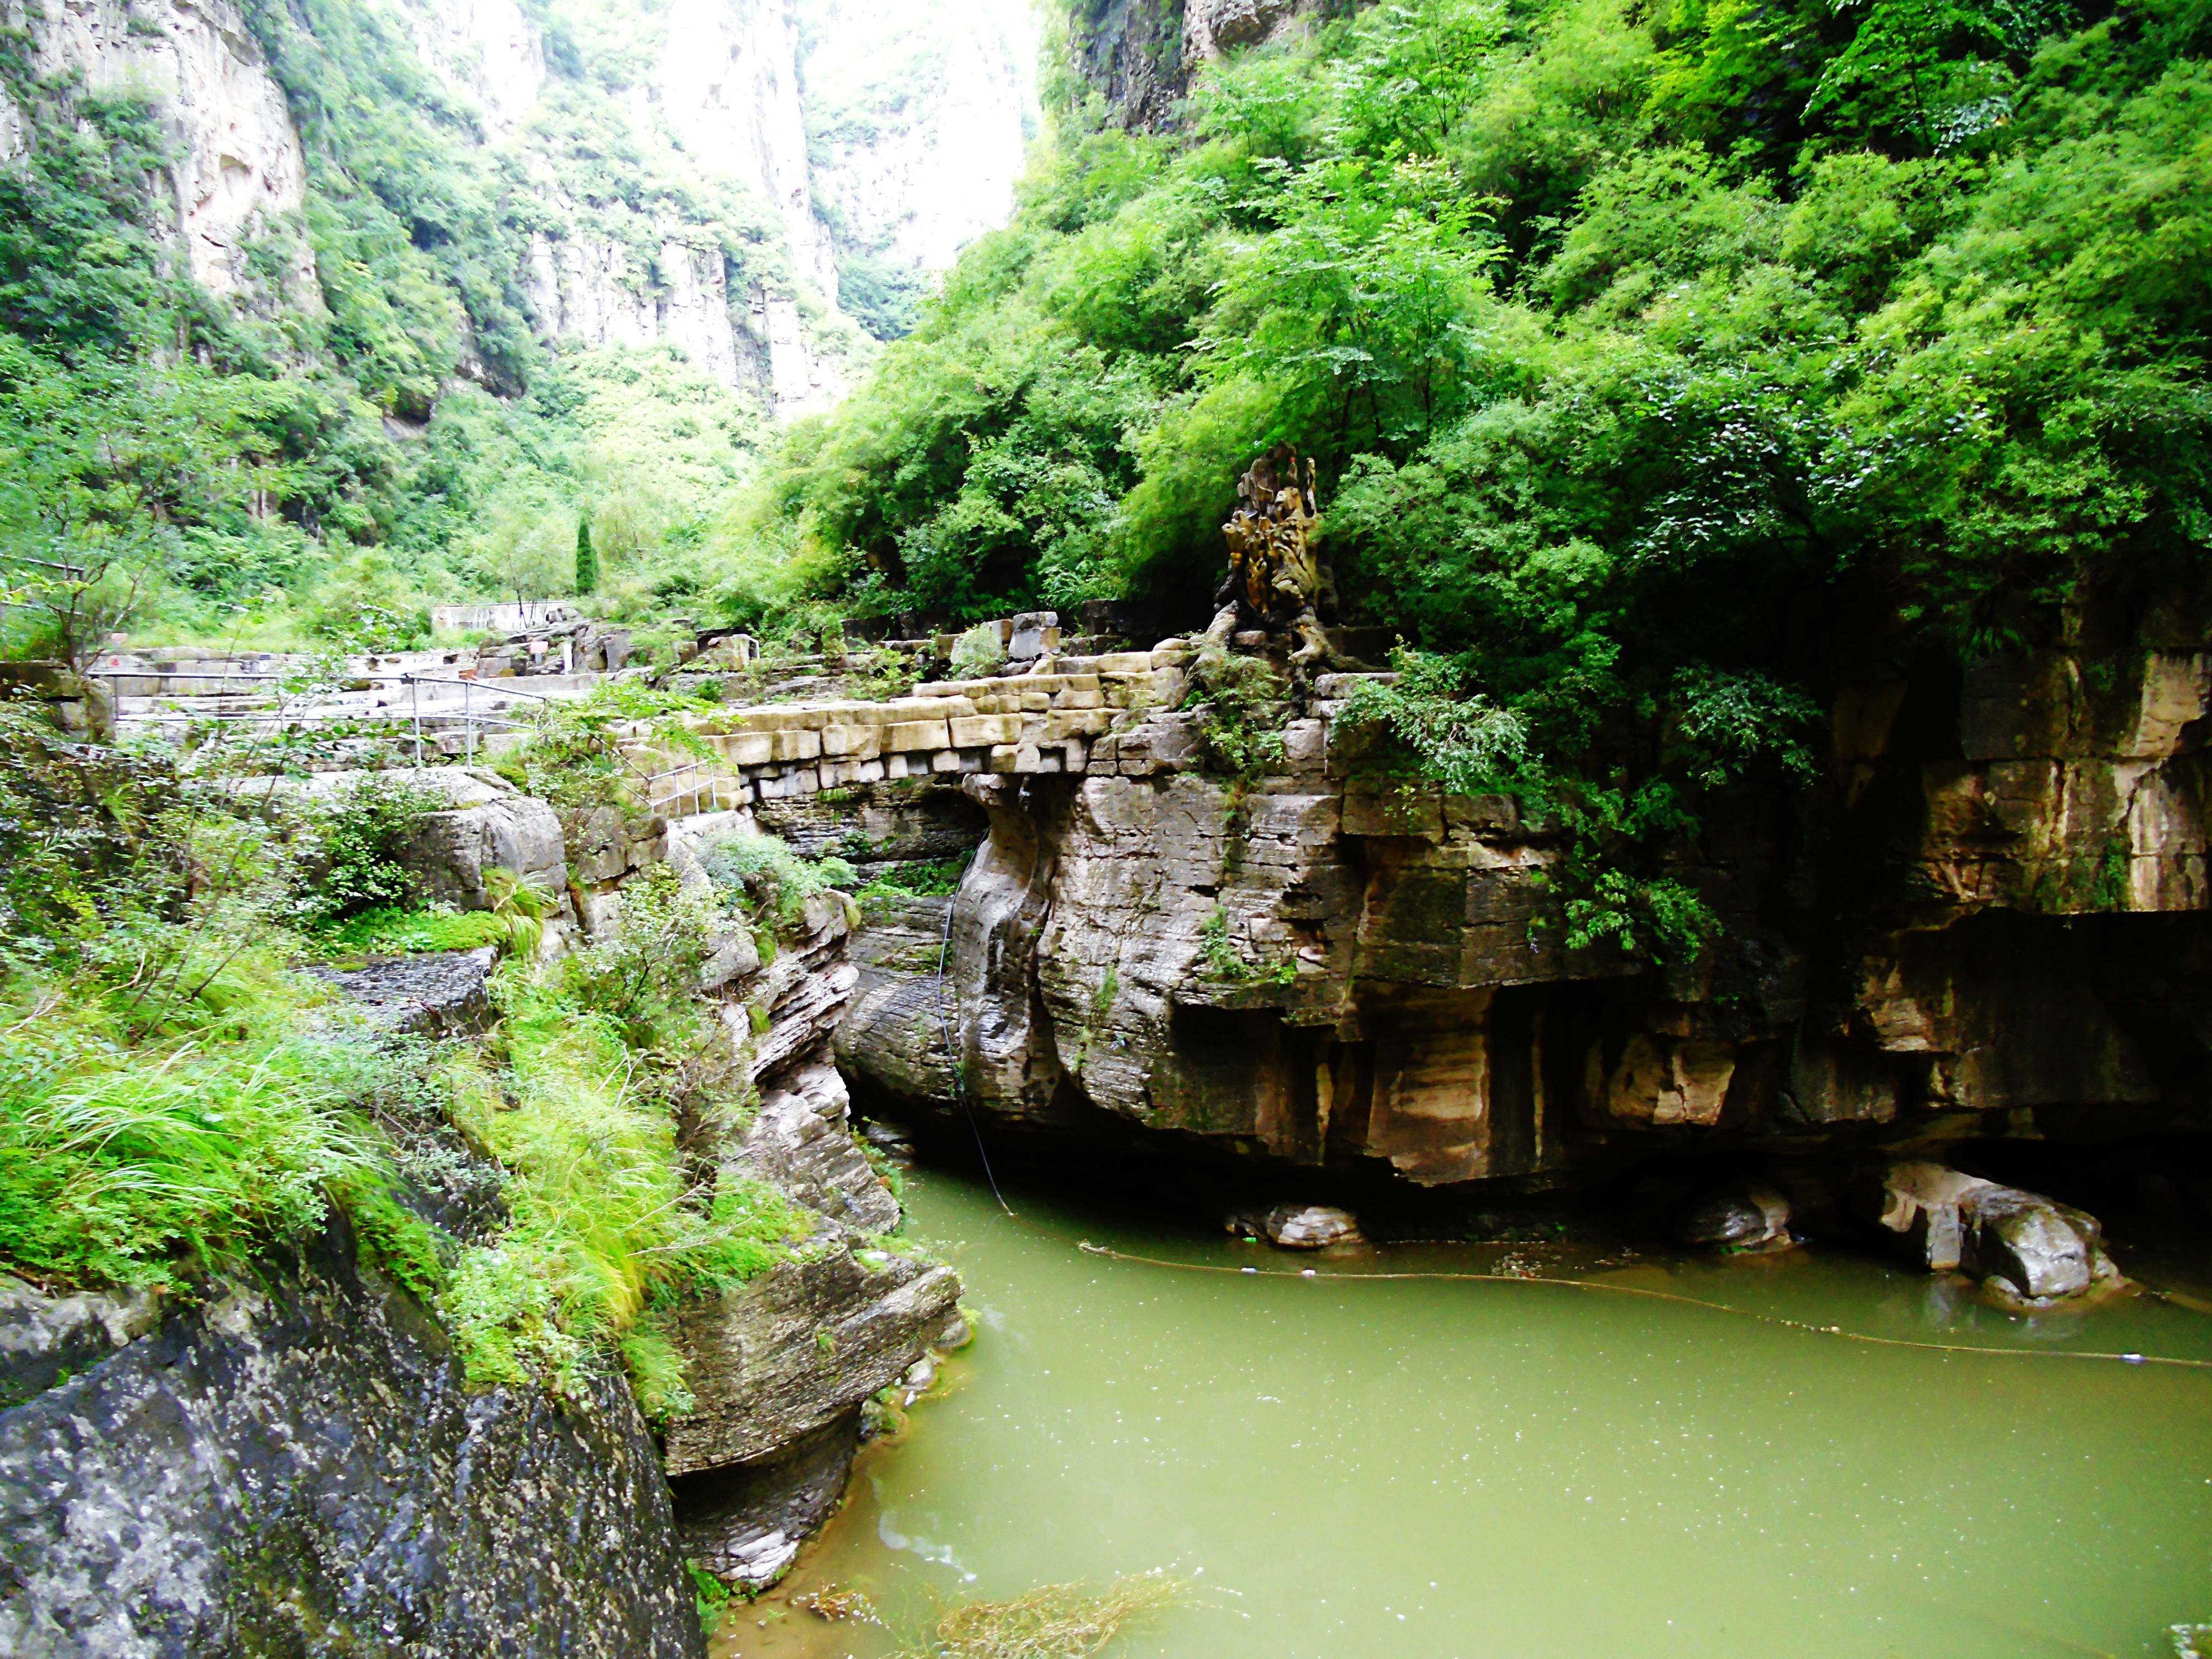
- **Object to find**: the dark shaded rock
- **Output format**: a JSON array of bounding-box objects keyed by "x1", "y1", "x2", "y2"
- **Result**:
[
  {"x1": 310, "y1": 947, "x2": 497, "y2": 1037},
  {"x1": 1677, "y1": 1197, "x2": 1768, "y2": 1246},
  {"x1": 0, "y1": 1277, "x2": 160, "y2": 1411},
  {"x1": 1674, "y1": 1183, "x2": 1792, "y2": 1250},
  {"x1": 0, "y1": 1225, "x2": 702, "y2": 1659},
  {"x1": 860, "y1": 1118, "x2": 916, "y2": 1163},
  {"x1": 671, "y1": 1415, "x2": 860, "y2": 1589}
]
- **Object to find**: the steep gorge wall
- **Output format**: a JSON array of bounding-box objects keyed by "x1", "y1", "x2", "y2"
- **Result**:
[
  {"x1": 1, "y1": 0, "x2": 878, "y2": 416},
  {"x1": 0, "y1": 0, "x2": 315, "y2": 300},
  {"x1": 1063, "y1": 0, "x2": 1342, "y2": 129},
  {"x1": 800, "y1": 0, "x2": 1039, "y2": 278},
  {"x1": 836, "y1": 624, "x2": 2212, "y2": 1192}
]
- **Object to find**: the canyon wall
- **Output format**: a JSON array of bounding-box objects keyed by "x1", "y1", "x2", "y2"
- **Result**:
[
  {"x1": 800, "y1": 0, "x2": 1040, "y2": 276},
  {"x1": 0, "y1": 0, "x2": 315, "y2": 299},
  {"x1": 1063, "y1": 0, "x2": 1343, "y2": 129},
  {"x1": 2, "y1": 0, "x2": 1039, "y2": 420},
  {"x1": 832, "y1": 624, "x2": 2212, "y2": 1190}
]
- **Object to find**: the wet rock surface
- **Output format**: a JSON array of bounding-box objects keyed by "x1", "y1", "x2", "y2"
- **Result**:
[
  {"x1": 0, "y1": 1225, "x2": 703, "y2": 1659},
  {"x1": 0, "y1": 1277, "x2": 162, "y2": 1412},
  {"x1": 1880, "y1": 1161, "x2": 2122, "y2": 1304},
  {"x1": 310, "y1": 946, "x2": 498, "y2": 1036},
  {"x1": 1676, "y1": 1183, "x2": 1793, "y2": 1251},
  {"x1": 672, "y1": 1415, "x2": 862, "y2": 1589},
  {"x1": 1265, "y1": 1204, "x2": 1363, "y2": 1249}
]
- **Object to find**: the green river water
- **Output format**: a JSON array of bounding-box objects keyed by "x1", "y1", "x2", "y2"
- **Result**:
[{"x1": 717, "y1": 1165, "x2": 2212, "y2": 1659}]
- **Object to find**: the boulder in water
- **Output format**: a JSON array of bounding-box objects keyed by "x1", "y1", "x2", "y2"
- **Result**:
[
  {"x1": 1675, "y1": 1182, "x2": 1793, "y2": 1251},
  {"x1": 1879, "y1": 1161, "x2": 2122, "y2": 1306},
  {"x1": 1264, "y1": 1204, "x2": 1363, "y2": 1250}
]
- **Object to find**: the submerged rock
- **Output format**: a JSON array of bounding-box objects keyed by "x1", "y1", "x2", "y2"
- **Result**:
[
  {"x1": 1879, "y1": 1161, "x2": 2122, "y2": 1305},
  {"x1": 1264, "y1": 1204, "x2": 1363, "y2": 1250}
]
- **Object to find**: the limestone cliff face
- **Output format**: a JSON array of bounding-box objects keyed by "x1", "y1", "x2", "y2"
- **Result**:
[
  {"x1": 837, "y1": 636, "x2": 2212, "y2": 1186},
  {"x1": 1065, "y1": 0, "x2": 1189, "y2": 129},
  {"x1": 412, "y1": 0, "x2": 853, "y2": 417},
  {"x1": 1063, "y1": 0, "x2": 1342, "y2": 129},
  {"x1": 401, "y1": 0, "x2": 546, "y2": 142},
  {"x1": 0, "y1": 0, "x2": 314, "y2": 299},
  {"x1": 800, "y1": 0, "x2": 1039, "y2": 275}
]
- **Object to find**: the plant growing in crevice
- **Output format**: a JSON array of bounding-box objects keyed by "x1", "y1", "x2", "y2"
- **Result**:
[
  {"x1": 1199, "y1": 905, "x2": 1251, "y2": 983},
  {"x1": 703, "y1": 831, "x2": 857, "y2": 932},
  {"x1": 1182, "y1": 642, "x2": 1287, "y2": 780}
]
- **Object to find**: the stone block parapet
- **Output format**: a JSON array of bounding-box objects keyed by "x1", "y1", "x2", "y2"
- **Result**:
[{"x1": 617, "y1": 646, "x2": 1203, "y2": 817}]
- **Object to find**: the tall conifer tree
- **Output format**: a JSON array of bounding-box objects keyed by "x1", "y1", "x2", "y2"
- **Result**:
[{"x1": 575, "y1": 514, "x2": 597, "y2": 594}]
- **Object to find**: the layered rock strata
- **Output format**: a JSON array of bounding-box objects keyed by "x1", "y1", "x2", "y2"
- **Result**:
[{"x1": 832, "y1": 638, "x2": 2212, "y2": 1224}]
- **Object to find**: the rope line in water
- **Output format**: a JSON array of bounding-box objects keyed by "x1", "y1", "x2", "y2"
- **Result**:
[
  {"x1": 922, "y1": 897, "x2": 2207, "y2": 1375},
  {"x1": 1056, "y1": 1237, "x2": 2212, "y2": 1371}
]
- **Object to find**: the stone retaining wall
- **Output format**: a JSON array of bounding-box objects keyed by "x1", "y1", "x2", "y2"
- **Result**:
[{"x1": 615, "y1": 646, "x2": 1205, "y2": 812}]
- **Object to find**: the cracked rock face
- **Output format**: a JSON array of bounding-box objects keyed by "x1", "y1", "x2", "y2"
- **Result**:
[
  {"x1": 662, "y1": 1242, "x2": 961, "y2": 1474},
  {"x1": 838, "y1": 623, "x2": 2212, "y2": 1194},
  {"x1": 0, "y1": 1228, "x2": 703, "y2": 1659}
]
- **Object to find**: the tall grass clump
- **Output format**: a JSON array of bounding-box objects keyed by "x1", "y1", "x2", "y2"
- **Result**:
[
  {"x1": 438, "y1": 886, "x2": 812, "y2": 1418},
  {"x1": 0, "y1": 1027, "x2": 383, "y2": 1288}
]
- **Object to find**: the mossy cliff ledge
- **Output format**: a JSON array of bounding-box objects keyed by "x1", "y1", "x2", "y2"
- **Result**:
[{"x1": 836, "y1": 627, "x2": 2212, "y2": 1201}]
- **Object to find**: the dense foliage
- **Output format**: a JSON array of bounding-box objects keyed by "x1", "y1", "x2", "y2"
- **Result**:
[
  {"x1": 0, "y1": 713, "x2": 836, "y2": 1417},
  {"x1": 759, "y1": 0, "x2": 2211, "y2": 643},
  {"x1": 0, "y1": 0, "x2": 839, "y2": 659},
  {"x1": 724, "y1": 0, "x2": 2211, "y2": 949}
]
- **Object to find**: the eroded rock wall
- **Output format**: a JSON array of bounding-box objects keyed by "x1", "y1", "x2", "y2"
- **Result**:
[
  {"x1": 1, "y1": 0, "x2": 315, "y2": 299},
  {"x1": 837, "y1": 637, "x2": 2212, "y2": 1187}
]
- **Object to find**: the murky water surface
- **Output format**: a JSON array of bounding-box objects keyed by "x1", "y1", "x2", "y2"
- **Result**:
[{"x1": 718, "y1": 1167, "x2": 2212, "y2": 1659}]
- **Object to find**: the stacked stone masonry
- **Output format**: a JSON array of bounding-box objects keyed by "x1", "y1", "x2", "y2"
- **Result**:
[{"x1": 617, "y1": 646, "x2": 1202, "y2": 813}]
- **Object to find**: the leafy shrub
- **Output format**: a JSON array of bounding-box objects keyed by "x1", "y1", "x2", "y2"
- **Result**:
[
  {"x1": 1338, "y1": 655, "x2": 1530, "y2": 796},
  {"x1": 1182, "y1": 644, "x2": 1287, "y2": 778},
  {"x1": 949, "y1": 622, "x2": 1007, "y2": 679},
  {"x1": 292, "y1": 774, "x2": 441, "y2": 925},
  {"x1": 703, "y1": 832, "x2": 858, "y2": 931}
]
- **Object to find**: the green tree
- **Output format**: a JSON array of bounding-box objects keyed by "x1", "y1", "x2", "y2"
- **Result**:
[{"x1": 575, "y1": 513, "x2": 599, "y2": 596}]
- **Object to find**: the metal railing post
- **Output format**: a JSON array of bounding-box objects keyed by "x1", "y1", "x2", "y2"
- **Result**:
[{"x1": 410, "y1": 675, "x2": 422, "y2": 768}]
